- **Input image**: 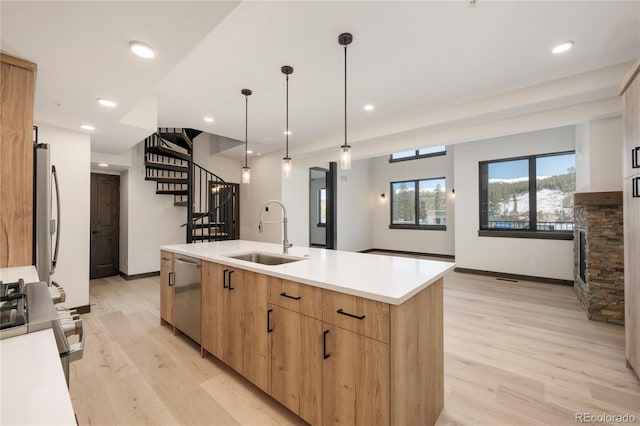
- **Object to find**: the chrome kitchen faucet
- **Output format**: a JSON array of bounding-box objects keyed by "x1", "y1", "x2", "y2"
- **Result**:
[{"x1": 258, "y1": 200, "x2": 292, "y2": 254}]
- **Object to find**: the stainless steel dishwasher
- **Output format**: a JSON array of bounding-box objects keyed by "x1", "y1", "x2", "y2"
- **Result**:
[{"x1": 173, "y1": 255, "x2": 201, "y2": 344}]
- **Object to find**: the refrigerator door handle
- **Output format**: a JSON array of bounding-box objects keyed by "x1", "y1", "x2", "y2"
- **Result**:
[{"x1": 51, "y1": 165, "x2": 61, "y2": 274}]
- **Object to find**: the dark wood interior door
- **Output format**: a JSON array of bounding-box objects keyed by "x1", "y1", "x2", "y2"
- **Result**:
[{"x1": 90, "y1": 173, "x2": 119, "y2": 278}]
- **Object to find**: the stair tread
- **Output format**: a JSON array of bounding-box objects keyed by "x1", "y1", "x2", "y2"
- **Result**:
[
  {"x1": 174, "y1": 201, "x2": 189, "y2": 207},
  {"x1": 158, "y1": 132, "x2": 192, "y2": 150},
  {"x1": 156, "y1": 189, "x2": 188, "y2": 195},
  {"x1": 144, "y1": 160, "x2": 189, "y2": 173},
  {"x1": 145, "y1": 176, "x2": 188, "y2": 183},
  {"x1": 146, "y1": 145, "x2": 191, "y2": 161}
]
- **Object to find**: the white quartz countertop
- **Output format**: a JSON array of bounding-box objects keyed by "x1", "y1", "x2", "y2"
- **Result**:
[
  {"x1": 161, "y1": 240, "x2": 455, "y2": 305},
  {"x1": 0, "y1": 329, "x2": 76, "y2": 426},
  {"x1": 0, "y1": 265, "x2": 40, "y2": 283}
]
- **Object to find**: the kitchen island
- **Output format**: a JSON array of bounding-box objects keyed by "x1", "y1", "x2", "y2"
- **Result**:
[{"x1": 160, "y1": 240, "x2": 454, "y2": 426}]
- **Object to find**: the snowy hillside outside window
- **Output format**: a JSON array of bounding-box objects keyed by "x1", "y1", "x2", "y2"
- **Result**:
[{"x1": 479, "y1": 152, "x2": 575, "y2": 239}]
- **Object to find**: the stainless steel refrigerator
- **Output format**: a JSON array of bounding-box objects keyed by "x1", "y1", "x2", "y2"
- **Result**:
[{"x1": 33, "y1": 128, "x2": 60, "y2": 284}]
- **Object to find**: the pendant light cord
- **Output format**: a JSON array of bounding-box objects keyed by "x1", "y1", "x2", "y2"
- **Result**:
[
  {"x1": 244, "y1": 94, "x2": 248, "y2": 167},
  {"x1": 343, "y1": 44, "x2": 347, "y2": 149},
  {"x1": 286, "y1": 74, "x2": 289, "y2": 158}
]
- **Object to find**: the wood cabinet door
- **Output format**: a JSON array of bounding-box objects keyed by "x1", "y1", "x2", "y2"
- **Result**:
[
  {"x1": 241, "y1": 271, "x2": 269, "y2": 392},
  {"x1": 201, "y1": 261, "x2": 229, "y2": 361},
  {"x1": 0, "y1": 54, "x2": 36, "y2": 267},
  {"x1": 269, "y1": 305, "x2": 323, "y2": 425},
  {"x1": 625, "y1": 175, "x2": 640, "y2": 372},
  {"x1": 322, "y1": 325, "x2": 390, "y2": 426},
  {"x1": 225, "y1": 267, "x2": 246, "y2": 374},
  {"x1": 160, "y1": 252, "x2": 174, "y2": 325},
  {"x1": 622, "y1": 72, "x2": 639, "y2": 180}
]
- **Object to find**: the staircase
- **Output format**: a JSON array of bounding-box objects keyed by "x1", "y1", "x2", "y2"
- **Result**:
[{"x1": 144, "y1": 128, "x2": 239, "y2": 243}]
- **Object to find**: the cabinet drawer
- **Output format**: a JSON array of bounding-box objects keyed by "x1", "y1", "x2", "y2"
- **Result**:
[
  {"x1": 269, "y1": 278, "x2": 322, "y2": 319},
  {"x1": 323, "y1": 290, "x2": 389, "y2": 343}
]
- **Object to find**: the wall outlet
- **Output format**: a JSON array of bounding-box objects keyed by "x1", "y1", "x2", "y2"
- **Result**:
[{"x1": 341, "y1": 175, "x2": 348, "y2": 182}]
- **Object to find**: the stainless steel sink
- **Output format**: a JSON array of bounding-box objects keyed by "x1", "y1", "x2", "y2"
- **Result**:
[{"x1": 226, "y1": 251, "x2": 305, "y2": 266}]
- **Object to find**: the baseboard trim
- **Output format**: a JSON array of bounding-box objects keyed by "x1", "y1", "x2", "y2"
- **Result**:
[
  {"x1": 361, "y1": 248, "x2": 455, "y2": 260},
  {"x1": 72, "y1": 304, "x2": 91, "y2": 314},
  {"x1": 119, "y1": 271, "x2": 160, "y2": 281},
  {"x1": 454, "y1": 267, "x2": 573, "y2": 286}
]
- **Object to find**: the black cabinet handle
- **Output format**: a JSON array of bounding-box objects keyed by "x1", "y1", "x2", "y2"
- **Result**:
[
  {"x1": 280, "y1": 292, "x2": 301, "y2": 300},
  {"x1": 323, "y1": 330, "x2": 330, "y2": 359},
  {"x1": 337, "y1": 309, "x2": 365, "y2": 320},
  {"x1": 633, "y1": 177, "x2": 640, "y2": 198},
  {"x1": 222, "y1": 269, "x2": 229, "y2": 289},
  {"x1": 168, "y1": 272, "x2": 174, "y2": 287},
  {"x1": 228, "y1": 270, "x2": 235, "y2": 290},
  {"x1": 267, "y1": 309, "x2": 273, "y2": 333},
  {"x1": 632, "y1": 147, "x2": 640, "y2": 169}
]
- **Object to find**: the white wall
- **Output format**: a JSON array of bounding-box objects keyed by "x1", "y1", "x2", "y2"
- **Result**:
[
  {"x1": 336, "y1": 159, "x2": 373, "y2": 252},
  {"x1": 37, "y1": 123, "x2": 91, "y2": 309},
  {"x1": 588, "y1": 117, "x2": 623, "y2": 192},
  {"x1": 370, "y1": 148, "x2": 455, "y2": 256},
  {"x1": 124, "y1": 142, "x2": 184, "y2": 275},
  {"x1": 575, "y1": 122, "x2": 590, "y2": 193},
  {"x1": 239, "y1": 153, "x2": 283, "y2": 243},
  {"x1": 282, "y1": 164, "x2": 310, "y2": 247},
  {"x1": 454, "y1": 126, "x2": 575, "y2": 280}
]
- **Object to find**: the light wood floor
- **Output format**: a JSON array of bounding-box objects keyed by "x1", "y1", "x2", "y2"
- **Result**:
[{"x1": 70, "y1": 272, "x2": 640, "y2": 425}]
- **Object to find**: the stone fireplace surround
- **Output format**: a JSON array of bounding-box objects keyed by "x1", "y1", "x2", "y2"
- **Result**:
[{"x1": 573, "y1": 191, "x2": 624, "y2": 325}]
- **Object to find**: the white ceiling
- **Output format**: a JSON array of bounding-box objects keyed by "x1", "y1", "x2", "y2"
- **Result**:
[{"x1": 2, "y1": 1, "x2": 639, "y2": 161}]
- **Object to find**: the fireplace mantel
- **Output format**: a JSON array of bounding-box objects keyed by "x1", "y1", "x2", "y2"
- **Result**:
[{"x1": 574, "y1": 191, "x2": 623, "y2": 206}]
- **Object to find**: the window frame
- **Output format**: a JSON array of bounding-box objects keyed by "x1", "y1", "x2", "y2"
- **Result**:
[
  {"x1": 389, "y1": 146, "x2": 446, "y2": 163},
  {"x1": 389, "y1": 177, "x2": 447, "y2": 231},
  {"x1": 478, "y1": 150, "x2": 575, "y2": 240},
  {"x1": 317, "y1": 187, "x2": 327, "y2": 227}
]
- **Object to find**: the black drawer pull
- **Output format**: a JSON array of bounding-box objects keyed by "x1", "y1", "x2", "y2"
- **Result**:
[
  {"x1": 337, "y1": 309, "x2": 365, "y2": 320},
  {"x1": 222, "y1": 269, "x2": 229, "y2": 289},
  {"x1": 323, "y1": 330, "x2": 330, "y2": 359},
  {"x1": 267, "y1": 309, "x2": 273, "y2": 333},
  {"x1": 280, "y1": 292, "x2": 301, "y2": 300},
  {"x1": 228, "y1": 270, "x2": 235, "y2": 290},
  {"x1": 632, "y1": 147, "x2": 640, "y2": 169},
  {"x1": 633, "y1": 177, "x2": 640, "y2": 198},
  {"x1": 168, "y1": 272, "x2": 174, "y2": 287}
]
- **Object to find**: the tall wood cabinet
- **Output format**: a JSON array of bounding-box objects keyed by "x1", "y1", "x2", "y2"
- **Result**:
[
  {"x1": 0, "y1": 53, "x2": 37, "y2": 267},
  {"x1": 620, "y1": 58, "x2": 640, "y2": 377}
]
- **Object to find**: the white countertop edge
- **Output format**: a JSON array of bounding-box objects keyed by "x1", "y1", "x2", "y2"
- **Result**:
[{"x1": 161, "y1": 243, "x2": 455, "y2": 305}]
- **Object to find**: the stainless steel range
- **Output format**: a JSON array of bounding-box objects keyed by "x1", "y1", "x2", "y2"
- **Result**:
[{"x1": 0, "y1": 279, "x2": 84, "y2": 385}]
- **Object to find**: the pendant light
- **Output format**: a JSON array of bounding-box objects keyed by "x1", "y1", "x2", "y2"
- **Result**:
[
  {"x1": 281, "y1": 65, "x2": 294, "y2": 177},
  {"x1": 339, "y1": 32, "x2": 353, "y2": 170},
  {"x1": 241, "y1": 89, "x2": 252, "y2": 184}
]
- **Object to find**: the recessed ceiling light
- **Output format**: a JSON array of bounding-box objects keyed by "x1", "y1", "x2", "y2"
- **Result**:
[
  {"x1": 97, "y1": 98, "x2": 117, "y2": 108},
  {"x1": 552, "y1": 41, "x2": 574, "y2": 55},
  {"x1": 247, "y1": 150, "x2": 254, "y2": 154},
  {"x1": 284, "y1": 130, "x2": 292, "y2": 135},
  {"x1": 364, "y1": 104, "x2": 375, "y2": 111},
  {"x1": 98, "y1": 163, "x2": 109, "y2": 167},
  {"x1": 129, "y1": 41, "x2": 155, "y2": 59},
  {"x1": 204, "y1": 116, "x2": 214, "y2": 123},
  {"x1": 80, "y1": 124, "x2": 95, "y2": 131}
]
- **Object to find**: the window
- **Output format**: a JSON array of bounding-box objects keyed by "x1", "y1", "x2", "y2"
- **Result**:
[
  {"x1": 391, "y1": 177, "x2": 446, "y2": 229},
  {"x1": 318, "y1": 188, "x2": 327, "y2": 226},
  {"x1": 479, "y1": 151, "x2": 575, "y2": 239},
  {"x1": 390, "y1": 145, "x2": 445, "y2": 162}
]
